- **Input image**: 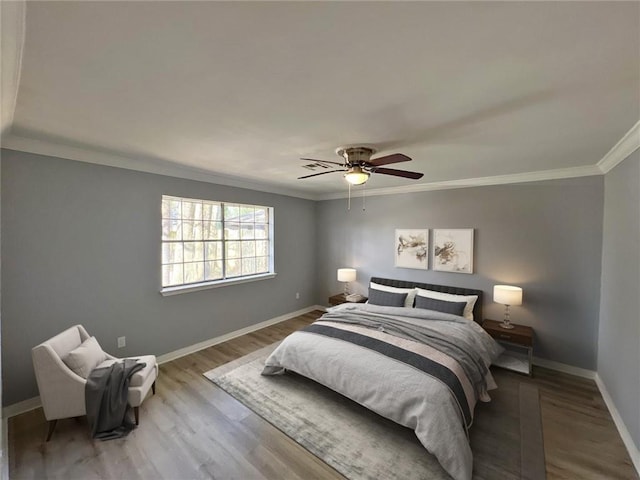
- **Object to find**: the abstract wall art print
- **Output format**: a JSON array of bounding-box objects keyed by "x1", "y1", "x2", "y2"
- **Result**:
[
  {"x1": 395, "y1": 229, "x2": 428, "y2": 269},
  {"x1": 432, "y1": 229, "x2": 474, "y2": 274}
]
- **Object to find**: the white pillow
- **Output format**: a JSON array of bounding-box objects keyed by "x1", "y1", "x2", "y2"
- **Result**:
[
  {"x1": 62, "y1": 336, "x2": 107, "y2": 378},
  {"x1": 370, "y1": 282, "x2": 417, "y2": 308},
  {"x1": 415, "y1": 288, "x2": 478, "y2": 321}
]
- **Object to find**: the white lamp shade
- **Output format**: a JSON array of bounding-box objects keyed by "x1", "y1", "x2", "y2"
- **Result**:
[
  {"x1": 493, "y1": 285, "x2": 523, "y2": 306},
  {"x1": 337, "y1": 268, "x2": 357, "y2": 282}
]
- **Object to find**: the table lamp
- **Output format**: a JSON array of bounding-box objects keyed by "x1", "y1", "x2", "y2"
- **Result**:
[
  {"x1": 337, "y1": 268, "x2": 357, "y2": 296},
  {"x1": 493, "y1": 285, "x2": 523, "y2": 329}
]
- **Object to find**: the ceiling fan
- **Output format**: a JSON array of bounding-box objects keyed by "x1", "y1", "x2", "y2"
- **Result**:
[{"x1": 298, "y1": 146, "x2": 423, "y2": 185}]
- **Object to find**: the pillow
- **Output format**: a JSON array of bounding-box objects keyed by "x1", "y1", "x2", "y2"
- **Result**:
[
  {"x1": 62, "y1": 336, "x2": 107, "y2": 378},
  {"x1": 415, "y1": 288, "x2": 478, "y2": 321},
  {"x1": 369, "y1": 282, "x2": 417, "y2": 308},
  {"x1": 414, "y1": 295, "x2": 467, "y2": 316},
  {"x1": 368, "y1": 288, "x2": 408, "y2": 307}
]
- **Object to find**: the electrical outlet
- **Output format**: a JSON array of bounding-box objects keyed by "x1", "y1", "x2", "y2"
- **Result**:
[
  {"x1": 296, "y1": 292, "x2": 300, "y2": 299},
  {"x1": 117, "y1": 336, "x2": 126, "y2": 348}
]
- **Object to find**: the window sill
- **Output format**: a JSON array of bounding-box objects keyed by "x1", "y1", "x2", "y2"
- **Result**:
[{"x1": 160, "y1": 272, "x2": 277, "y2": 296}]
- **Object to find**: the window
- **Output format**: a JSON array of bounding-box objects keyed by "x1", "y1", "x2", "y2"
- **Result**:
[{"x1": 161, "y1": 195, "x2": 274, "y2": 292}]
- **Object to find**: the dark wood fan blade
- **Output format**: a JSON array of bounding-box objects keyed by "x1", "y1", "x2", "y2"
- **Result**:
[
  {"x1": 298, "y1": 169, "x2": 344, "y2": 179},
  {"x1": 300, "y1": 158, "x2": 344, "y2": 166},
  {"x1": 368, "y1": 153, "x2": 411, "y2": 166},
  {"x1": 373, "y1": 167, "x2": 423, "y2": 180}
]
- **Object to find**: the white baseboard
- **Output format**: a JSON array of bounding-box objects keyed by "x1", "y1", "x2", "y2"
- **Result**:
[
  {"x1": 1, "y1": 416, "x2": 7, "y2": 480},
  {"x1": 6, "y1": 308, "x2": 636, "y2": 480},
  {"x1": 531, "y1": 359, "x2": 639, "y2": 475},
  {"x1": 532, "y1": 356, "x2": 596, "y2": 379},
  {"x1": 2, "y1": 304, "x2": 325, "y2": 419},
  {"x1": 156, "y1": 304, "x2": 324, "y2": 364},
  {"x1": 2, "y1": 395, "x2": 41, "y2": 419},
  {"x1": 594, "y1": 374, "x2": 640, "y2": 476}
]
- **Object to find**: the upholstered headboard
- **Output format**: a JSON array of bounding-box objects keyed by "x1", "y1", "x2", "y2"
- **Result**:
[{"x1": 369, "y1": 277, "x2": 484, "y2": 324}]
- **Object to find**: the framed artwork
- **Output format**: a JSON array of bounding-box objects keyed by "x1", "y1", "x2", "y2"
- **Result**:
[
  {"x1": 432, "y1": 229, "x2": 474, "y2": 274},
  {"x1": 395, "y1": 229, "x2": 428, "y2": 269}
]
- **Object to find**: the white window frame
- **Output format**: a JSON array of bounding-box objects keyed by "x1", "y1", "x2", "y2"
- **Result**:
[{"x1": 160, "y1": 195, "x2": 275, "y2": 296}]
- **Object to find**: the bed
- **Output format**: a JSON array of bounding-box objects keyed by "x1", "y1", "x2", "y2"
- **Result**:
[{"x1": 262, "y1": 277, "x2": 503, "y2": 480}]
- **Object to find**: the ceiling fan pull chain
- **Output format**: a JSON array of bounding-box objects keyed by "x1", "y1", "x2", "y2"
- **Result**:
[
  {"x1": 362, "y1": 182, "x2": 366, "y2": 211},
  {"x1": 348, "y1": 183, "x2": 352, "y2": 211}
]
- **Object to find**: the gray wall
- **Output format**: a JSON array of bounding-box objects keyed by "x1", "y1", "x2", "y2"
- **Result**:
[
  {"x1": 0, "y1": 147, "x2": 618, "y2": 408},
  {"x1": 1, "y1": 149, "x2": 317, "y2": 406},
  {"x1": 598, "y1": 151, "x2": 640, "y2": 447},
  {"x1": 316, "y1": 177, "x2": 604, "y2": 370}
]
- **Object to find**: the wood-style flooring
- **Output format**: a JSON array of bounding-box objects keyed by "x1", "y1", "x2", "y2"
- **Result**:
[{"x1": 8, "y1": 310, "x2": 638, "y2": 479}]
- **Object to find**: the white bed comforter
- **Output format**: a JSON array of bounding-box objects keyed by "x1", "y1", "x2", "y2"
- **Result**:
[{"x1": 262, "y1": 303, "x2": 503, "y2": 480}]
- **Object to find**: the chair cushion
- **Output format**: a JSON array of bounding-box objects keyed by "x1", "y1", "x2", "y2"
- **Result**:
[
  {"x1": 97, "y1": 355, "x2": 157, "y2": 387},
  {"x1": 62, "y1": 336, "x2": 107, "y2": 378}
]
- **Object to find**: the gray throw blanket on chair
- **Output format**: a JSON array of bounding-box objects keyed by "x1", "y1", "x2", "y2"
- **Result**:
[{"x1": 86, "y1": 358, "x2": 146, "y2": 440}]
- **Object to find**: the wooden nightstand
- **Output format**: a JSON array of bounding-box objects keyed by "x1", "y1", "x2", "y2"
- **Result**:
[
  {"x1": 482, "y1": 319, "x2": 534, "y2": 376},
  {"x1": 328, "y1": 293, "x2": 367, "y2": 306}
]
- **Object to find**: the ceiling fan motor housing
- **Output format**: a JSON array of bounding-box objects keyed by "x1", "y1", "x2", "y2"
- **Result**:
[{"x1": 336, "y1": 146, "x2": 377, "y2": 166}]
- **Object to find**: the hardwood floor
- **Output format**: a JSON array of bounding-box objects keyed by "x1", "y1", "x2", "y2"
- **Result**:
[{"x1": 8, "y1": 311, "x2": 638, "y2": 479}]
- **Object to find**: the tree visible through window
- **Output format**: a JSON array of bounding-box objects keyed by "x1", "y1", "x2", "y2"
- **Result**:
[{"x1": 161, "y1": 195, "x2": 273, "y2": 288}]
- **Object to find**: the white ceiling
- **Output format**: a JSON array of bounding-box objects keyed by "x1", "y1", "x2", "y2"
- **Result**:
[{"x1": 2, "y1": 1, "x2": 639, "y2": 199}]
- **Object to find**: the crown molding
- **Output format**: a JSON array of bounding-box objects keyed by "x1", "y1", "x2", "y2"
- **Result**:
[
  {"x1": 316, "y1": 165, "x2": 602, "y2": 201},
  {"x1": 1, "y1": 133, "x2": 320, "y2": 200},
  {"x1": 0, "y1": 0, "x2": 26, "y2": 135},
  {"x1": 5, "y1": 122, "x2": 633, "y2": 202},
  {"x1": 597, "y1": 120, "x2": 640, "y2": 173}
]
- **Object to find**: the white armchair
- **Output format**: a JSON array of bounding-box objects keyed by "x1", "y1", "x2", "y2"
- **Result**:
[{"x1": 32, "y1": 325, "x2": 158, "y2": 441}]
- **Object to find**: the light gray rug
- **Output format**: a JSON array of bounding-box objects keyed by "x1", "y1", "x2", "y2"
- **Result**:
[{"x1": 204, "y1": 343, "x2": 545, "y2": 480}]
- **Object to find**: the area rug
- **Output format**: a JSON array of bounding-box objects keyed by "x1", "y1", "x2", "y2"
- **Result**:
[{"x1": 204, "y1": 343, "x2": 545, "y2": 480}]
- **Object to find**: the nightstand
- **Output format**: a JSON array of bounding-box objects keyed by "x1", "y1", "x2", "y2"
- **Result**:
[
  {"x1": 482, "y1": 319, "x2": 534, "y2": 376},
  {"x1": 328, "y1": 293, "x2": 367, "y2": 306}
]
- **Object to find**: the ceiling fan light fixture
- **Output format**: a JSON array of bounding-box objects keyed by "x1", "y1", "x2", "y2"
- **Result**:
[
  {"x1": 299, "y1": 145, "x2": 421, "y2": 184},
  {"x1": 344, "y1": 166, "x2": 370, "y2": 185}
]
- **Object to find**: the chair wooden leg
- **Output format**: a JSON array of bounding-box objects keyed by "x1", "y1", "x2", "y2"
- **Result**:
[
  {"x1": 152, "y1": 381, "x2": 156, "y2": 395},
  {"x1": 134, "y1": 406, "x2": 139, "y2": 425},
  {"x1": 46, "y1": 419, "x2": 57, "y2": 442}
]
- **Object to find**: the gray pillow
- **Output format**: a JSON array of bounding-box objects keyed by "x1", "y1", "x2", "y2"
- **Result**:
[
  {"x1": 368, "y1": 288, "x2": 408, "y2": 307},
  {"x1": 414, "y1": 295, "x2": 467, "y2": 316}
]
